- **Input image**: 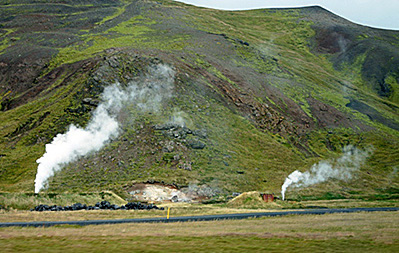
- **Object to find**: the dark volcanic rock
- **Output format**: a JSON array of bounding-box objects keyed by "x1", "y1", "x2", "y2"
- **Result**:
[
  {"x1": 188, "y1": 139, "x2": 206, "y2": 149},
  {"x1": 346, "y1": 99, "x2": 399, "y2": 131},
  {"x1": 153, "y1": 123, "x2": 180, "y2": 131},
  {"x1": 193, "y1": 129, "x2": 207, "y2": 139},
  {"x1": 31, "y1": 201, "x2": 163, "y2": 212},
  {"x1": 82, "y1": 98, "x2": 99, "y2": 106},
  {"x1": 154, "y1": 123, "x2": 194, "y2": 139}
]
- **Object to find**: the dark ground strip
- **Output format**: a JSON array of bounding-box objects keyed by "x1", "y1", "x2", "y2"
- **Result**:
[{"x1": 1, "y1": 207, "x2": 398, "y2": 228}]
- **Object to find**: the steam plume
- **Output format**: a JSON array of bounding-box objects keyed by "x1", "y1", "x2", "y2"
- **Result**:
[
  {"x1": 281, "y1": 145, "x2": 371, "y2": 200},
  {"x1": 34, "y1": 64, "x2": 174, "y2": 193}
]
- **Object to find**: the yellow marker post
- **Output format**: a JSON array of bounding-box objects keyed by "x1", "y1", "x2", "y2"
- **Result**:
[{"x1": 167, "y1": 207, "x2": 170, "y2": 219}]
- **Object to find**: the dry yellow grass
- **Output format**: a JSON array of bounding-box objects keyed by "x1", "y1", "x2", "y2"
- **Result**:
[
  {"x1": 0, "y1": 204, "x2": 279, "y2": 223},
  {"x1": 227, "y1": 191, "x2": 282, "y2": 208},
  {"x1": 0, "y1": 211, "x2": 398, "y2": 252}
]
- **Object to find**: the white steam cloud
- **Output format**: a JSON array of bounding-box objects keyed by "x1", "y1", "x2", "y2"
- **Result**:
[
  {"x1": 34, "y1": 64, "x2": 175, "y2": 193},
  {"x1": 281, "y1": 145, "x2": 371, "y2": 200}
]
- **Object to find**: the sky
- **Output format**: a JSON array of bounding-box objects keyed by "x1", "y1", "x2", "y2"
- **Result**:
[{"x1": 174, "y1": 0, "x2": 399, "y2": 30}]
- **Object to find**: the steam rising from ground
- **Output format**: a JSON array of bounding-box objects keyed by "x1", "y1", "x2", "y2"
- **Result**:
[
  {"x1": 34, "y1": 65, "x2": 174, "y2": 193},
  {"x1": 281, "y1": 145, "x2": 371, "y2": 200}
]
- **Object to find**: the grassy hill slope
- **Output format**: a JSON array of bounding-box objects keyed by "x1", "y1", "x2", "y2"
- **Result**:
[{"x1": 0, "y1": 0, "x2": 398, "y2": 200}]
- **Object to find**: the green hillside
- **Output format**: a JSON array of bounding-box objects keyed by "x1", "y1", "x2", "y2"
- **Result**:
[{"x1": 0, "y1": 0, "x2": 398, "y2": 200}]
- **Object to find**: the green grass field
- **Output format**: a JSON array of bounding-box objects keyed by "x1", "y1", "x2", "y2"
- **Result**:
[{"x1": 1, "y1": 211, "x2": 398, "y2": 252}]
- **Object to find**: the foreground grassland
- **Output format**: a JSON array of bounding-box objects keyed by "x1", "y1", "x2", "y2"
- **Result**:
[{"x1": 0, "y1": 211, "x2": 398, "y2": 252}]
